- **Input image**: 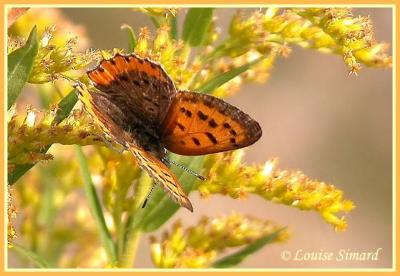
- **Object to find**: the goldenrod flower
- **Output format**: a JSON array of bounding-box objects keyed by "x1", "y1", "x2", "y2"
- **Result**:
[
  {"x1": 150, "y1": 213, "x2": 289, "y2": 268},
  {"x1": 8, "y1": 8, "x2": 97, "y2": 83},
  {"x1": 224, "y1": 8, "x2": 391, "y2": 74},
  {"x1": 291, "y1": 8, "x2": 391, "y2": 73},
  {"x1": 8, "y1": 105, "x2": 102, "y2": 170},
  {"x1": 9, "y1": 8, "x2": 89, "y2": 49},
  {"x1": 198, "y1": 151, "x2": 355, "y2": 231}
]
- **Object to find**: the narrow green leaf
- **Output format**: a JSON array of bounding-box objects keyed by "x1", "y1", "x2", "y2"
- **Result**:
[
  {"x1": 150, "y1": 16, "x2": 161, "y2": 28},
  {"x1": 197, "y1": 57, "x2": 264, "y2": 94},
  {"x1": 182, "y1": 8, "x2": 213, "y2": 46},
  {"x1": 8, "y1": 89, "x2": 78, "y2": 185},
  {"x1": 132, "y1": 155, "x2": 205, "y2": 232},
  {"x1": 76, "y1": 146, "x2": 117, "y2": 265},
  {"x1": 7, "y1": 26, "x2": 38, "y2": 109},
  {"x1": 170, "y1": 15, "x2": 178, "y2": 40},
  {"x1": 8, "y1": 164, "x2": 34, "y2": 185},
  {"x1": 212, "y1": 227, "x2": 286, "y2": 268},
  {"x1": 53, "y1": 89, "x2": 78, "y2": 125},
  {"x1": 121, "y1": 24, "x2": 137, "y2": 52},
  {"x1": 10, "y1": 243, "x2": 50, "y2": 268}
]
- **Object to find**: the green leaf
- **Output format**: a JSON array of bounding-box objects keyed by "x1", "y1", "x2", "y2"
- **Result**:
[
  {"x1": 76, "y1": 146, "x2": 117, "y2": 265},
  {"x1": 121, "y1": 24, "x2": 137, "y2": 53},
  {"x1": 10, "y1": 243, "x2": 50, "y2": 268},
  {"x1": 8, "y1": 89, "x2": 78, "y2": 185},
  {"x1": 7, "y1": 26, "x2": 38, "y2": 109},
  {"x1": 150, "y1": 16, "x2": 161, "y2": 28},
  {"x1": 182, "y1": 8, "x2": 213, "y2": 46},
  {"x1": 197, "y1": 57, "x2": 264, "y2": 94},
  {"x1": 212, "y1": 227, "x2": 286, "y2": 268},
  {"x1": 8, "y1": 164, "x2": 35, "y2": 185},
  {"x1": 133, "y1": 155, "x2": 205, "y2": 232},
  {"x1": 53, "y1": 89, "x2": 78, "y2": 125},
  {"x1": 170, "y1": 15, "x2": 178, "y2": 40}
]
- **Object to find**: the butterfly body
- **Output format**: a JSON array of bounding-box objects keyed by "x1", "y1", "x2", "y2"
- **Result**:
[{"x1": 77, "y1": 53, "x2": 262, "y2": 212}]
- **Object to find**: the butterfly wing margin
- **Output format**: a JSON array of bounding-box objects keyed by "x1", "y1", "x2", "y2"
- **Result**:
[
  {"x1": 130, "y1": 146, "x2": 193, "y2": 212},
  {"x1": 161, "y1": 91, "x2": 262, "y2": 155}
]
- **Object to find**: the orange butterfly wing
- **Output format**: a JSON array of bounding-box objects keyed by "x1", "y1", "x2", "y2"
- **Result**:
[
  {"x1": 130, "y1": 145, "x2": 193, "y2": 212},
  {"x1": 87, "y1": 53, "x2": 176, "y2": 126},
  {"x1": 161, "y1": 91, "x2": 262, "y2": 156}
]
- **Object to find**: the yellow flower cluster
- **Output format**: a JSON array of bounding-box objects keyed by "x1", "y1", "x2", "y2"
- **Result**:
[
  {"x1": 226, "y1": 8, "x2": 391, "y2": 74},
  {"x1": 9, "y1": 8, "x2": 98, "y2": 83},
  {"x1": 150, "y1": 213, "x2": 289, "y2": 268},
  {"x1": 197, "y1": 151, "x2": 355, "y2": 231},
  {"x1": 295, "y1": 8, "x2": 391, "y2": 72},
  {"x1": 8, "y1": 105, "x2": 102, "y2": 170},
  {"x1": 9, "y1": 8, "x2": 89, "y2": 49}
]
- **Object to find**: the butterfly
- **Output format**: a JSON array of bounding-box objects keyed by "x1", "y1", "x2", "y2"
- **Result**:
[{"x1": 75, "y1": 53, "x2": 262, "y2": 212}]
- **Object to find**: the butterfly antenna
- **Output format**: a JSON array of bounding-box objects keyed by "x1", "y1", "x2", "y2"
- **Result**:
[
  {"x1": 163, "y1": 157, "x2": 206, "y2": 181},
  {"x1": 142, "y1": 184, "x2": 156, "y2": 208}
]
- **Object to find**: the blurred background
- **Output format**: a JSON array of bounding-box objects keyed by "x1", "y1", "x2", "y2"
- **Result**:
[{"x1": 8, "y1": 7, "x2": 393, "y2": 268}]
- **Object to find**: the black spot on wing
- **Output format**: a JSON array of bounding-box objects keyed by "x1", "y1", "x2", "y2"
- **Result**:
[
  {"x1": 223, "y1": 123, "x2": 231, "y2": 129},
  {"x1": 197, "y1": 110, "x2": 208, "y2": 121},
  {"x1": 208, "y1": 118, "x2": 218, "y2": 128},
  {"x1": 192, "y1": 137, "x2": 201, "y2": 146},
  {"x1": 205, "y1": 132, "x2": 218, "y2": 144},
  {"x1": 177, "y1": 123, "x2": 185, "y2": 131}
]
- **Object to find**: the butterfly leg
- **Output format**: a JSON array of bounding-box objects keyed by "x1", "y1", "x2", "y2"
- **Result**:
[
  {"x1": 141, "y1": 184, "x2": 156, "y2": 208},
  {"x1": 161, "y1": 156, "x2": 172, "y2": 167}
]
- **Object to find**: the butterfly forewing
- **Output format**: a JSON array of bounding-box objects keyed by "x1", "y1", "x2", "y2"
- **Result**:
[
  {"x1": 87, "y1": 53, "x2": 176, "y2": 126},
  {"x1": 161, "y1": 91, "x2": 262, "y2": 155}
]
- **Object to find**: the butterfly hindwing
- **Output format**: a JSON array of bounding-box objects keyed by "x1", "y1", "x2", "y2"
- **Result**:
[
  {"x1": 130, "y1": 146, "x2": 193, "y2": 212},
  {"x1": 75, "y1": 82, "x2": 130, "y2": 146},
  {"x1": 87, "y1": 53, "x2": 176, "y2": 126},
  {"x1": 161, "y1": 91, "x2": 262, "y2": 155}
]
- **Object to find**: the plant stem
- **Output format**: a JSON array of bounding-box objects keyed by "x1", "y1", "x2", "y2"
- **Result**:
[
  {"x1": 119, "y1": 173, "x2": 152, "y2": 267},
  {"x1": 119, "y1": 230, "x2": 141, "y2": 268},
  {"x1": 116, "y1": 219, "x2": 124, "y2": 260},
  {"x1": 76, "y1": 145, "x2": 118, "y2": 266}
]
